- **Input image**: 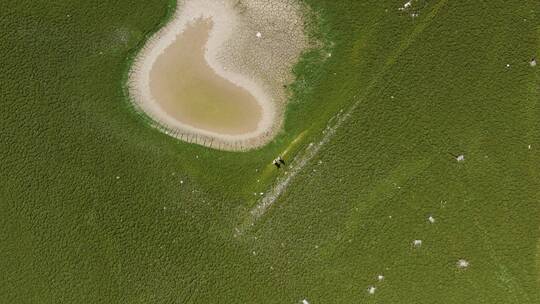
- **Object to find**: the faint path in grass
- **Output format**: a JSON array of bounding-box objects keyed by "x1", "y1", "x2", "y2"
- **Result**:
[
  {"x1": 236, "y1": 0, "x2": 450, "y2": 235},
  {"x1": 474, "y1": 221, "x2": 532, "y2": 303}
]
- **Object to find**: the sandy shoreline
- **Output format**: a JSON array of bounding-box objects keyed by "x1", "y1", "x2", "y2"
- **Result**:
[{"x1": 128, "y1": 0, "x2": 308, "y2": 151}]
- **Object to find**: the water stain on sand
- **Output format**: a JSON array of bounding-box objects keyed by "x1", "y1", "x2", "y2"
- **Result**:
[{"x1": 149, "y1": 18, "x2": 262, "y2": 135}]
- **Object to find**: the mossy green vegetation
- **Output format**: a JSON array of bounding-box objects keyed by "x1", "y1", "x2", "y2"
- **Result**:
[{"x1": 1, "y1": 0, "x2": 538, "y2": 303}]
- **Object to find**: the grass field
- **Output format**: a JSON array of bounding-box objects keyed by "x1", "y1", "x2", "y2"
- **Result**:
[{"x1": 1, "y1": 0, "x2": 539, "y2": 303}]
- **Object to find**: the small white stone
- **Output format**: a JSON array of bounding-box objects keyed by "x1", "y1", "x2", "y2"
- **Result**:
[
  {"x1": 413, "y1": 239, "x2": 423, "y2": 247},
  {"x1": 256, "y1": 32, "x2": 262, "y2": 38},
  {"x1": 531, "y1": 59, "x2": 537, "y2": 67},
  {"x1": 367, "y1": 286, "x2": 377, "y2": 294},
  {"x1": 428, "y1": 215, "x2": 436, "y2": 223},
  {"x1": 457, "y1": 155, "x2": 465, "y2": 162},
  {"x1": 116, "y1": 176, "x2": 120, "y2": 179},
  {"x1": 180, "y1": 180, "x2": 184, "y2": 184},
  {"x1": 302, "y1": 300, "x2": 310, "y2": 304},
  {"x1": 259, "y1": 192, "x2": 264, "y2": 196},
  {"x1": 506, "y1": 63, "x2": 511, "y2": 68},
  {"x1": 528, "y1": 145, "x2": 531, "y2": 150},
  {"x1": 377, "y1": 274, "x2": 385, "y2": 281},
  {"x1": 457, "y1": 259, "x2": 469, "y2": 268}
]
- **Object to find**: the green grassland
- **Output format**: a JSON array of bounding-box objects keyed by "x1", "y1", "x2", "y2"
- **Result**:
[{"x1": 1, "y1": 0, "x2": 539, "y2": 303}]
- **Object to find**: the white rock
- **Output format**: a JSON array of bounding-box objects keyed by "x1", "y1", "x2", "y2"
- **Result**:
[
  {"x1": 457, "y1": 259, "x2": 469, "y2": 268},
  {"x1": 457, "y1": 155, "x2": 465, "y2": 162},
  {"x1": 367, "y1": 286, "x2": 377, "y2": 294},
  {"x1": 530, "y1": 59, "x2": 537, "y2": 67},
  {"x1": 428, "y1": 215, "x2": 435, "y2": 223},
  {"x1": 413, "y1": 239, "x2": 422, "y2": 247},
  {"x1": 256, "y1": 32, "x2": 262, "y2": 38},
  {"x1": 377, "y1": 274, "x2": 385, "y2": 281},
  {"x1": 302, "y1": 300, "x2": 310, "y2": 304}
]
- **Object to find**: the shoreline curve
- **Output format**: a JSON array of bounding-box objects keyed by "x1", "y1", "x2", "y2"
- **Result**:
[{"x1": 127, "y1": 0, "x2": 309, "y2": 151}]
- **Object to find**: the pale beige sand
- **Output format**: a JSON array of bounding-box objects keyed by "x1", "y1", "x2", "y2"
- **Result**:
[
  {"x1": 128, "y1": 0, "x2": 309, "y2": 151},
  {"x1": 149, "y1": 19, "x2": 262, "y2": 135}
]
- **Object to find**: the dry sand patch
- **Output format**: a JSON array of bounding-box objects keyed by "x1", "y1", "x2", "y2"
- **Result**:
[
  {"x1": 149, "y1": 19, "x2": 262, "y2": 135},
  {"x1": 128, "y1": 0, "x2": 309, "y2": 151}
]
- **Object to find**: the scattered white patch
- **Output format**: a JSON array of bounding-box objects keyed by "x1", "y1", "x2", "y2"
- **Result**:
[
  {"x1": 428, "y1": 215, "x2": 436, "y2": 223},
  {"x1": 116, "y1": 176, "x2": 120, "y2": 180},
  {"x1": 413, "y1": 239, "x2": 423, "y2": 247},
  {"x1": 457, "y1": 259, "x2": 470, "y2": 269},
  {"x1": 377, "y1": 274, "x2": 385, "y2": 281},
  {"x1": 456, "y1": 155, "x2": 465, "y2": 162},
  {"x1": 399, "y1": 1, "x2": 412, "y2": 11},
  {"x1": 180, "y1": 180, "x2": 184, "y2": 184},
  {"x1": 528, "y1": 145, "x2": 531, "y2": 150},
  {"x1": 506, "y1": 63, "x2": 511, "y2": 68},
  {"x1": 302, "y1": 299, "x2": 310, "y2": 304},
  {"x1": 411, "y1": 13, "x2": 419, "y2": 18},
  {"x1": 256, "y1": 31, "x2": 262, "y2": 38},
  {"x1": 367, "y1": 286, "x2": 377, "y2": 294},
  {"x1": 259, "y1": 192, "x2": 264, "y2": 196},
  {"x1": 529, "y1": 58, "x2": 536, "y2": 67}
]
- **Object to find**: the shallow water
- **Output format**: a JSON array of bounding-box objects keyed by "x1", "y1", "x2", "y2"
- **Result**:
[{"x1": 149, "y1": 19, "x2": 262, "y2": 135}]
